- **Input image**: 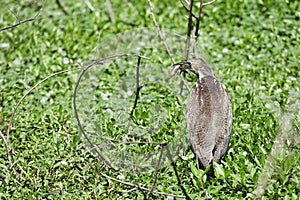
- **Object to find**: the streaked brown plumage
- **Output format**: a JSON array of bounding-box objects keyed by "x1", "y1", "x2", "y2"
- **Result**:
[{"x1": 169, "y1": 58, "x2": 232, "y2": 168}]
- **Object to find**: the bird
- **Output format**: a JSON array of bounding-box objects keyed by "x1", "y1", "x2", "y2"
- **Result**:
[{"x1": 169, "y1": 57, "x2": 232, "y2": 168}]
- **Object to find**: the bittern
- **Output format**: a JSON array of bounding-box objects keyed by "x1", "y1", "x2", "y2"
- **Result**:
[{"x1": 169, "y1": 58, "x2": 232, "y2": 168}]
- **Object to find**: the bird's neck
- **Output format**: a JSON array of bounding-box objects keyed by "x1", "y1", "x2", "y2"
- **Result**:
[{"x1": 197, "y1": 68, "x2": 214, "y2": 79}]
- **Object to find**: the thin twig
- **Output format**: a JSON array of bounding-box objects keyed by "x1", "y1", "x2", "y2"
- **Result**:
[
  {"x1": 177, "y1": 0, "x2": 195, "y2": 94},
  {"x1": 83, "y1": 0, "x2": 95, "y2": 12},
  {"x1": 179, "y1": 0, "x2": 197, "y2": 19},
  {"x1": 130, "y1": 56, "x2": 142, "y2": 117},
  {"x1": 194, "y1": 0, "x2": 217, "y2": 42},
  {"x1": 99, "y1": 171, "x2": 185, "y2": 198},
  {"x1": 191, "y1": 28, "x2": 198, "y2": 58},
  {"x1": 0, "y1": 18, "x2": 41, "y2": 32},
  {"x1": 185, "y1": 0, "x2": 194, "y2": 60},
  {"x1": 147, "y1": 0, "x2": 175, "y2": 64},
  {"x1": 0, "y1": 130, "x2": 16, "y2": 175},
  {"x1": 148, "y1": 143, "x2": 165, "y2": 196},
  {"x1": 124, "y1": 187, "x2": 138, "y2": 193},
  {"x1": 179, "y1": 73, "x2": 191, "y2": 94},
  {"x1": 106, "y1": 0, "x2": 115, "y2": 23},
  {"x1": 55, "y1": 0, "x2": 68, "y2": 15},
  {"x1": 166, "y1": 145, "x2": 192, "y2": 200},
  {"x1": 34, "y1": 7, "x2": 43, "y2": 19},
  {"x1": 203, "y1": 0, "x2": 216, "y2": 6},
  {"x1": 8, "y1": 8, "x2": 21, "y2": 23},
  {"x1": 147, "y1": 0, "x2": 190, "y2": 94},
  {"x1": 194, "y1": 0, "x2": 203, "y2": 42},
  {"x1": 0, "y1": 130, "x2": 14, "y2": 154}
]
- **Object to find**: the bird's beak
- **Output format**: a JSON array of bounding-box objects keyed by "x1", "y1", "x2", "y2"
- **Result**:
[
  {"x1": 168, "y1": 61, "x2": 190, "y2": 79},
  {"x1": 168, "y1": 64, "x2": 181, "y2": 79}
]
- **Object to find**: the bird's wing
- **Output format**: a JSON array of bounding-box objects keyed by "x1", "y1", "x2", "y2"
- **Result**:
[
  {"x1": 211, "y1": 81, "x2": 232, "y2": 162},
  {"x1": 187, "y1": 76, "x2": 215, "y2": 168},
  {"x1": 187, "y1": 76, "x2": 232, "y2": 168}
]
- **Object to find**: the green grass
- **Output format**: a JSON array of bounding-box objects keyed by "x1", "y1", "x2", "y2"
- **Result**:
[{"x1": 0, "y1": 0, "x2": 299, "y2": 199}]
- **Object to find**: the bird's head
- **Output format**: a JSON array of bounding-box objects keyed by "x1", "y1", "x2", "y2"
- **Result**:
[{"x1": 168, "y1": 58, "x2": 214, "y2": 79}]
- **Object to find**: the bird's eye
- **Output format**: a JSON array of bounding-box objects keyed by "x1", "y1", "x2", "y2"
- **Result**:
[{"x1": 183, "y1": 62, "x2": 191, "y2": 69}]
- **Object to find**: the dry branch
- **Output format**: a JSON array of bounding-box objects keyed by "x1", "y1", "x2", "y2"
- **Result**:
[
  {"x1": 130, "y1": 56, "x2": 142, "y2": 118},
  {"x1": 106, "y1": 0, "x2": 115, "y2": 23},
  {"x1": 195, "y1": 0, "x2": 217, "y2": 42},
  {"x1": 83, "y1": 0, "x2": 95, "y2": 12},
  {"x1": 147, "y1": 0, "x2": 175, "y2": 64},
  {"x1": 0, "y1": 130, "x2": 16, "y2": 175},
  {"x1": 56, "y1": 0, "x2": 68, "y2": 15},
  {"x1": 147, "y1": 0, "x2": 191, "y2": 94},
  {"x1": 185, "y1": 0, "x2": 194, "y2": 60},
  {"x1": 166, "y1": 145, "x2": 192, "y2": 200},
  {"x1": 0, "y1": 18, "x2": 41, "y2": 32},
  {"x1": 203, "y1": 0, "x2": 217, "y2": 6},
  {"x1": 148, "y1": 143, "x2": 165, "y2": 196},
  {"x1": 179, "y1": 0, "x2": 197, "y2": 19}
]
